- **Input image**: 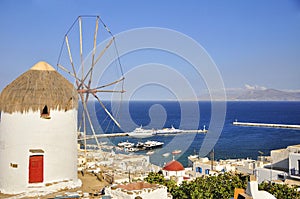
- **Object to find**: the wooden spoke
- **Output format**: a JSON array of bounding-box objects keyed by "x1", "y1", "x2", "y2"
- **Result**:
[
  {"x1": 94, "y1": 38, "x2": 114, "y2": 65},
  {"x1": 94, "y1": 90, "x2": 125, "y2": 93},
  {"x1": 93, "y1": 94, "x2": 121, "y2": 128},
  {"x1": 79, "y1": 17, "x2": 84, "y2": 82},
  {"x1": 94, "y1": 77, "x2": 125, "y2": 90},
  {"x1": 82, "y1": 100, "x2": 101, "y2": 148}
]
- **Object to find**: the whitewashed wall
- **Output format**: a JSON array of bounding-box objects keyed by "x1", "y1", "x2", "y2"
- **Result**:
[
  {"x1": 289, "y1": 152, "x2": 300, "y2": 180},
  {"x1": 0, "y1": 109, "x2": 78, "y2": 194},
  {"x1": 255, "y1": 167, "x2": 287, "y2": 184},
  {"x1": 106, "y1": 185, "x2": 169, "y2": 199}
]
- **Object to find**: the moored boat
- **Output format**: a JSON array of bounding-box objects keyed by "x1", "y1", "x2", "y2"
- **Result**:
[
  {"x1": 135, "y1": 142, "x2": 145, "y2": 148},
  {"x1": 162, "y1": 152, "x2": 170, "y2": 157},
  {"x1": 172, "y1": 150, "x2": 182, "y2": 155},
  {"x1": 144, "y1": 140, "x2": 164, "y2": 150},
  {"x1": 128, "y1": 125, "x2": 155, "y2": 138},
  {"x1": 154, "y1": 125, "x2": 182, "y2": 135},
  {"x1": 146, "y1": 150, "x2": 155, "y2": 155},
  {"x1": 117, "y1": 140, "x2": 135, "y2": 148}
]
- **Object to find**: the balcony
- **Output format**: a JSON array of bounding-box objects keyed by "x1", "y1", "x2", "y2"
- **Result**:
[{"x1": 290, "y1": 169, "x2": 300, "y2": 178}]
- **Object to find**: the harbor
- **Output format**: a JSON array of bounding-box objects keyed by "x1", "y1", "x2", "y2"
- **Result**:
[
  {"x1": 79, "y1": 126, "x2": 208, "y2": 141},
  {"x1": 233, "y1": 121, "x2": 300, "y2": 129}
]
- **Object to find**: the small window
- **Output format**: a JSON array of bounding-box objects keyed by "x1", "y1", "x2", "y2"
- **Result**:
[
  {"x1": 40, "y1": 105, "x2": 51, "y2": 119},
  {"x1": 10, "y1": 163, "x2": 18, "y2": 168},
  {"x1": 278, "y1": 174, "x2": 285, "y2": 180}
]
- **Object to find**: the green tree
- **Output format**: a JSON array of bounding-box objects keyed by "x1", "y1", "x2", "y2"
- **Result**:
[
  {"x1": 259, "y1": 182, "x2": 300, "y2": 199},
  {"x1": 145, "y1": 172, "x2": 299, "y2": 198}
]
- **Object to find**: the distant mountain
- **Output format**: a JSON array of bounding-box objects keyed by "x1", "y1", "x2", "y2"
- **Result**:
[
  {"x1": 198, "y1": 88, "x2": 300, "y2": 101},
  {"x1": 227, "y1": 88, "x2": 300, "y2": 101}
]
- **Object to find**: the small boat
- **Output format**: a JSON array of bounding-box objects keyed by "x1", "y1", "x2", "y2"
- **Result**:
[
  {"x1": 135, "y1": 142, "x2": 145, "y2": 148},
  {"x1": 172, "y1": 150, "x2": 182, "y2": 155},
  {"x1": 146, "y1": 150, "x2": 155, "y2": 155},
  {"x1": 162, "y1": 152, "x2": 170, "y2": 157},
  {"x1": 144, "y1": 140, "x2": 164, "y2": 150},
  {"x1": 128, "y1": 147, "x2": 139, "y2": 152},
  {"x1": 117, "y1": 140, "x2": 134, "y2": 148}
]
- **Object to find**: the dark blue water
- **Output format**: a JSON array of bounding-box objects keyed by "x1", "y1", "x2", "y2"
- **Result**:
[{"x1": 82, "y1": 101, "x2": 300, "y2": 167}]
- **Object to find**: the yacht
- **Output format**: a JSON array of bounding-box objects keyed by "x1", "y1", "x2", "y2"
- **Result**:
[
  {"x1": 128, "y1": 125, "x2": 155, "y2": 138},
  {"x1": 117, "y1": 140, "x2": 134, "y2": 148},
  {"x1": 154, "y1": 125, "x2": 182, "y2": 135},
  {"x1": 144, "y1": 140, "x2": 164, "y2": 149}
]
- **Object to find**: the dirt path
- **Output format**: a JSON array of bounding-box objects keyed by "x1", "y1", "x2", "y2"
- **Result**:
[{"x1": 0, "y1": 172, "x2": 110, "y2": 199}]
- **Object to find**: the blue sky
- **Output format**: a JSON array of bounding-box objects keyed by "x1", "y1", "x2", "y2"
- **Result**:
[{"x1": 0, "y1": 0, "x2": 299, "y2": 100}]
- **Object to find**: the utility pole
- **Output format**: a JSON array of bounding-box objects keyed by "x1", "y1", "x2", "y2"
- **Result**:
[
  {"x1": 129, "y1": 169, "x2": 131, "y2": 183},
  {"x1": 210, "y1": 148, "x2": 214, "y2": 171}
]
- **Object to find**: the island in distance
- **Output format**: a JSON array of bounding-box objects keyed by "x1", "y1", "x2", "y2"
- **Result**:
[{"x1": 198, "y1": 85, "x2": 300, "y2": 101}]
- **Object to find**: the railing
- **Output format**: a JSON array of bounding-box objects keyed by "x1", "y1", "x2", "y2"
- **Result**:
[{"x1": 290, "y1": 169, "x2": 300, "y2": 177}]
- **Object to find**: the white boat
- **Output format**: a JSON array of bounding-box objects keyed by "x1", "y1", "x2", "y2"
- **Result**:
[
  {"x1": 144, "y1": 140, "x2": 164, "y2": 149},
  {"x1": 172, "y1": 150, "x2": 182, "y2": 155},
  {"x1": 128, "y1": 147, "x2": 139, "y2": 152},
  {"x1": 154, "y1": 125, "x2": 182, "y2": 135},
  {"x1": 135, "y1": 142, "x2": 145, "y2": 148},
  {"x1": 117, "y1": 140, "x2": 134, "y2": 148},
  {"x1": 146, "y1": 150, "x2": 155, "y2": 155},
  {"x1": 162, "y1": 152, "x2": 170, "y2": 157},
  {"x1": 128, "y1": 125, "x2": 155, "y2": 138}
]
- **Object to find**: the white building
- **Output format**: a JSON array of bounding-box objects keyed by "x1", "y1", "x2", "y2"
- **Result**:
[
  {"x1": 0, "y1": 61, "x2": 80, "y2": 194},
  {"x1": 162, "y1": 160, "x2": 185, "y2": 178},
  {"x1": 161, "y1": 159, "x2": 189, "y2": 185},
  {"x1": 105, "y1": 181, "x2": 171, "y2": 199},
  {"x1": 235, "y1": 175, "x2": 276, "y2": 199},
  {"x1": 256, "y1": 144, "x2": 300, "y2": 184},
  {"x1": 189, "y1": 155, "x2": 263, "y2": 177}
]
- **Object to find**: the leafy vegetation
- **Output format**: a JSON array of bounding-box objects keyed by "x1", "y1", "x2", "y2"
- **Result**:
[
  {"x1": 145, "y1": 172, "x2": 300, "y2": 199},
  {"x1": 258, "y1": 182, "x2": 300, "y2": 199}
]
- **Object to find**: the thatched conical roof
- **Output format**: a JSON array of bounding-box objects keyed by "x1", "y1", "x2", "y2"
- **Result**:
[{"x1": 0, "y1": 61, "x2": 78, "y2": 114}]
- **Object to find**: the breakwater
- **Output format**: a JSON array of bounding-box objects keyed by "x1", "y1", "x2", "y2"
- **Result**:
[{"x1": 233, "y1": 121, "x2": 300, "y2": 129}]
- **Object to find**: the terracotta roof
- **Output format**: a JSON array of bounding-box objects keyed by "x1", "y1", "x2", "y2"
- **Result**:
[{"x1": 163, "y1": 160, "x2": 184, "y2": 171}]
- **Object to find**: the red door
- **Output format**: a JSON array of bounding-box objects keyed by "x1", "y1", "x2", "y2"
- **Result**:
[{"x1": 29, "y1": 155, "x2": 44, "y2": 183}]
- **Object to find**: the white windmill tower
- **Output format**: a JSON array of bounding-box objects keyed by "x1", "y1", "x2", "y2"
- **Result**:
[{"x1": 0, "y1": 61, "x2": 80, "y2": 194}]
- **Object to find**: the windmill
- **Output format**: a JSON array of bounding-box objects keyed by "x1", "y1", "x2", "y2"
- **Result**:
[{"x1": 57, "y1": 15, "x2": 125, "y2": 153}]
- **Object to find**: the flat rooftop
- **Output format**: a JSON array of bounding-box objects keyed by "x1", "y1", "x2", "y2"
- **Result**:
[{"x1": 117, "y1": 181, "x2": 156, "y2": 191}]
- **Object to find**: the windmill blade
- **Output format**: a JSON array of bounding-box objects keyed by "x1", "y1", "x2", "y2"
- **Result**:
[
  {"x1": 77, "y1": 92, "x2": 88, "y2": 153},
  {"x1": 89, "y1": 16, "x2": 99, "y2": 85},
  {"x1": 82, "y1": 100, "x2": 101, "y2": 148},
  {"x1": 94, "y1": 77, "x2": 125, "y2": 90},
  {"x1": 79, "y1": 16, "x2": 85, "y2": 82},
  {"x1": 75, "y1": 38, "x2": 114, "y2": 90},
  {"x1": 77, "y1": 108, "x2": 84, "y2": 131},
  {"x1": 92, "y1": 93, "x2": 121, "y2": 128},
  {"x1": 94, "y1": 38, "x2": 114, "y2": 65},
  {"x1": 94, "y1": 90, "x2": 125, "y2": 93},
  {"x1": 57, "y1": 64, "x2": 81, "y2": 83},
  {"x1": 65, "y1": 36, "x2": 80, "y2": 87},
  {"x1": 84, "y1": 16, "x2": 99, "y2": 103},
  {"x1": 82, "y1": 106, "x2": 87, "y2": 153}
]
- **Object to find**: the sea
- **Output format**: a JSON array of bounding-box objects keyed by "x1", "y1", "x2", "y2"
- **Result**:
[{"x1": 82, "y1": 101, "x2": 300, "y2": 167}]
